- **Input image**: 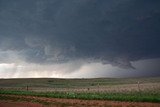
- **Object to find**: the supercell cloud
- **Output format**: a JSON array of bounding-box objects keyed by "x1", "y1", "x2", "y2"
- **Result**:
[{"x1": 0, "y1": 0, "x2": 160, "y2": 78}]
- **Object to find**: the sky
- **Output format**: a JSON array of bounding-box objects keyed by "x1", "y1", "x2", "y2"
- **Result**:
[{"x1": 0, "y1": 0, "x2": 160, "y2": 78}]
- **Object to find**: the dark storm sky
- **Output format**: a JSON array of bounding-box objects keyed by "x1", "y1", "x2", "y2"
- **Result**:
[{"x1": 0, "y1": 0, "x2": 160, "y2": 78}]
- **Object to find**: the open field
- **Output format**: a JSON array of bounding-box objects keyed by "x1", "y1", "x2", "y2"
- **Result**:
[
  {"x1": 0, "y1": 77, "x2": 160, "y2": 106},
  {"x1": 1, "y1": 77, "x2": 160, "y2": 92}
]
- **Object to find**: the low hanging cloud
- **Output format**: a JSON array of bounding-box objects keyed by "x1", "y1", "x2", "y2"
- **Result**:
[{"x1": 0, "y1": 0, "x2": 160, "y2": 78}]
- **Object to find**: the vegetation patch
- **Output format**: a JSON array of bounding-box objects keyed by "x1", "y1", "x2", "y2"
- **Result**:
[{"x1": 0, "y1": 90, "x2": 160, "y2": 103}]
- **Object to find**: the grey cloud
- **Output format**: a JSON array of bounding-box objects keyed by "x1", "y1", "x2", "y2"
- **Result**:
[
  {"x1": 0, "y1": 0, "x2": 160, "y2": 69},
  {"x1": 0, "y1": 50, "x2": 24, "y2": 63}
]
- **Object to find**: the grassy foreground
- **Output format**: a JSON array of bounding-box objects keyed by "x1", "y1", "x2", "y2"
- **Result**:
[
  {"x1": 0, "y1": 77, "x2": 160, "y2": 103},
  {"x1": 0, "y1": 90, "x2": 160, "y2": 103}
]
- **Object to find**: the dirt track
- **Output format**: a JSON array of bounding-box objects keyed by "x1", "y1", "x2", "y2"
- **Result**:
[
  {"x1": 0, "y1": 101, "x2": 44, "y2": 107},
  {"x1": 0, "y1": 94, "x2": 160, "y2": 107}
]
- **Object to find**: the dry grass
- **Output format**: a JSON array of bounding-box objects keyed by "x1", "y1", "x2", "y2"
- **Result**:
[{"x1": 0, "y1": 77, "x2": 160, "y2": 93}]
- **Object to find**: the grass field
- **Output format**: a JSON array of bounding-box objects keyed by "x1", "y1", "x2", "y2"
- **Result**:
[
  {"x1": 0, "y1": 90, "x2": 160, "y2": 102},
  {"x1": 0, "y1": 77, "x2": 160, "y2": 106},
  {"x1": 0, "y1": 77, "x2": 160, "y2": 91}
]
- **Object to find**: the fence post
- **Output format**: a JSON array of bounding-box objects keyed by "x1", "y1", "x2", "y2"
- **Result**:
[
  {"x1": 98, "y1": 83, "x2": 99, "y2": 93},
  {"x1": 137, "y1": 81, "x2": 140, "y2": 92},
  {"x1": 26, "y1": 85, "x2": 28, "y2": 91}
]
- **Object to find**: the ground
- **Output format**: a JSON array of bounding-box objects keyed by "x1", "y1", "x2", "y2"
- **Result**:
[
  {"x1": 0, "y1": 77, "x2": 160, "y2": 107},
  {"x1": 0, "y1": 94, "x2": 160, "y2": 107}
]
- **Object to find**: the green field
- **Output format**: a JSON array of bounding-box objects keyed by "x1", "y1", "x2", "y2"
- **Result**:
[{"x1": 0, "y1": 77, "x2": 160, "y2": 102}]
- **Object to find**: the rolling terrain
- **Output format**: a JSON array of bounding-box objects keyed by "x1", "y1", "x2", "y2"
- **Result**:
[{"x1": 0, "y1": 77, "x2": 160, "y2": 107}]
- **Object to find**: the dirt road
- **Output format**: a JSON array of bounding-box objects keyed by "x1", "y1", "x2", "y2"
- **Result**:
[{"x1": 0, "y1": 94, "x2": 160, "y2": 107}]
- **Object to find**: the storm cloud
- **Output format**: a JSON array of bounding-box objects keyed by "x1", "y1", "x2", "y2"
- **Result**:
[{"x1": 0, "y1": 0, "x2": 160, "y2": 78}]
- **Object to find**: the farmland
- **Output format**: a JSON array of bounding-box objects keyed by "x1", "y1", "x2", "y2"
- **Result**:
[{"x1": 0, "y1": 77, "x2": 160, "y2": 107}]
